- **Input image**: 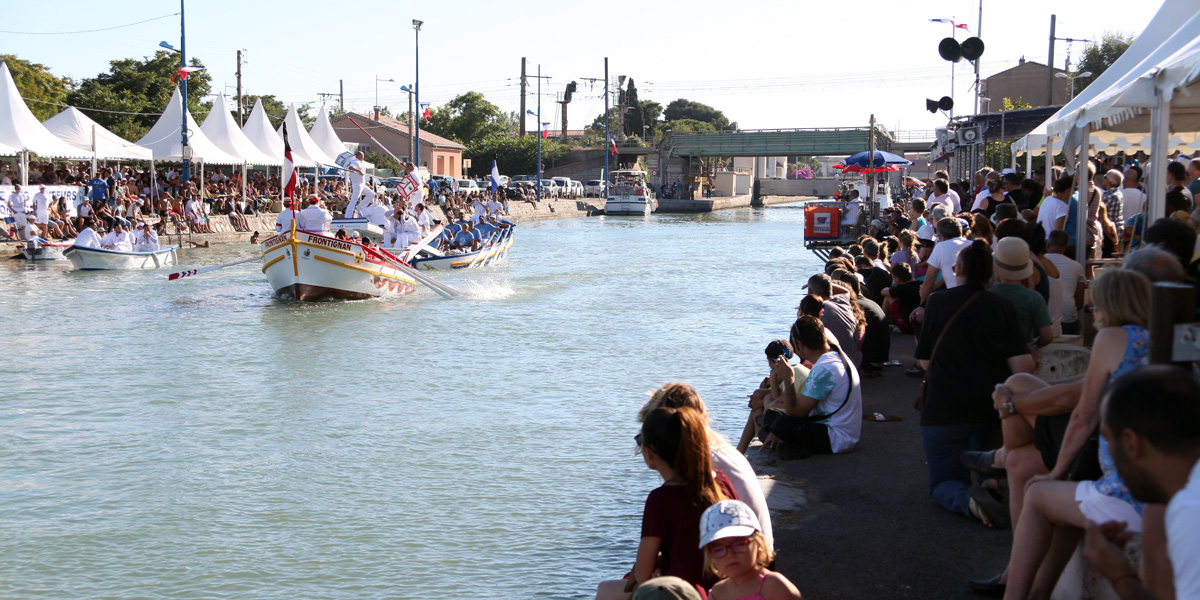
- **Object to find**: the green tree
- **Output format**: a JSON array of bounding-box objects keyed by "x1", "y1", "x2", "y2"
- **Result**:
[
  {"x1": 2, "y1": 54, "x2": 70, "y2": 121},
  {"x1": 663, "y1": 99, "x2": 734, "y2": 131},
  {"x1": 67, "y1": 50, "x2": 213, "y2": 141},
  {"x1": 421, "y1": 91, "x2": 507, "y2": 148},
  {"x1": 662, "y1": 118, "x2": 717, "y2": 134},
  {"x1": 625, "y1": 79, "x2": 642, "y2": 137},
  {"x1": 464, "y1": 134, "x2": 568, "y2": 177},
  {"x1": 364, "y1": 150, "x2": 401, "y2": 172},
  {"x1": 1074, "y1": 32, "x2": 1134, "y2": 95},
  {"x1": 640, "y1": 100, "x2": 663, "y2": 138}
]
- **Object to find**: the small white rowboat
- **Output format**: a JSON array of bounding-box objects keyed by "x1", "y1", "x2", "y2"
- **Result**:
[{"x1": 64, "y1": 245, "x2": 179, "y2": 270}]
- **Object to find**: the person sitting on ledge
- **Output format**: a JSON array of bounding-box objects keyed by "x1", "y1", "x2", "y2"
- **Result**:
[{"x1": 758, "y1": 316, "x2": 862, "y2": 460}]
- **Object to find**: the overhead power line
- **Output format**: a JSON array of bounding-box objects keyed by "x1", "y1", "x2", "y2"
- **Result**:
[{"x1": 0, "y1": 13, "x2": 180, "y2": 35}]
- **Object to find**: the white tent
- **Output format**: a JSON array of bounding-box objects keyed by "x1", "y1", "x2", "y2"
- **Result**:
[
  {"x1": 43, "y1": 106, "x2": 153, "y2": 161},
  {"x1": 242, "y1": 99, "x2": 314, "y2": 167},
  {"x1": 309, "y1": 107, "x2": 350, "y2": 163},
  {"x1": 276, "y1": 104, "x2": 340, "y2": 167},
  {"x1": 135, "y1": 87, "x2": 242, "y2": 165},
  {"x1": 1011, "y1": 0, "x2": 1199, "y2": 157},
  {"x1": 200, "y1": 94, "x2": 281, "y2": 166},
  {"x1": 0, "y1": 62, "x2": 90, "y2": 160}
]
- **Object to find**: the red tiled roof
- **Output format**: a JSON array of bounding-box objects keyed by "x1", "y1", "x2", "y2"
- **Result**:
[{"x1": 332, "y1": 112, "x2": 466, "y2": 150}]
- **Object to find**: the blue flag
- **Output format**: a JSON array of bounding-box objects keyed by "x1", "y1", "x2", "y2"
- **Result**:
[{"x1": 490, "y1": 159, "x2": 501, "y2": 192}]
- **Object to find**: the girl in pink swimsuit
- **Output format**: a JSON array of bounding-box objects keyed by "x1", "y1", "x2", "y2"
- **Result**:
[{"x1": 700, "y1": 501, "x2": 803, "y2": 600}]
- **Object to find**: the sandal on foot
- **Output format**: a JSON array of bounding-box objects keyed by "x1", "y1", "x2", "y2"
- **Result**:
[
  {"x1": 961, "y1": 449, "x2": 1006, "y2": 478},
  {"x1": 968, "y1": 485, "x2": 1010, "y2": 530},
  {"x1": 967, "y1": 572, "x2": 1007, "y2": 597},
  {"x1": 864, "y1": 412, "x2": 902, "y2": 422}
]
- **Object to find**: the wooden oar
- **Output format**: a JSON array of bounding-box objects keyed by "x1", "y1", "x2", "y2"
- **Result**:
[
  {"x1": 466, "y1": 232, "x2": 496, "y2": 268},
  {"x1": 167, "y1": 255, "x2": 260, "y2": 281},
  {"x1": 483, "y1": 228, "x2": 512, "y2": 266},
  {"x1": 366, "y1": 246, "x2": 462, "y2": 299},
  {"x1": 402, "y1": 224, "x2": 445, "y2": 264}
]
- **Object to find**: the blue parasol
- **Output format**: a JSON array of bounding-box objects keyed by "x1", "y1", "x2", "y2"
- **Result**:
[{"x1": 839, "y1": 150, "x2": 912, "y2": 169}]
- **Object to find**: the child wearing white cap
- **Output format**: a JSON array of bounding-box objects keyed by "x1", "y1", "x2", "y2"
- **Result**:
[{"x1": 699, "y1": 501, "x2": 802, "y2": 600}]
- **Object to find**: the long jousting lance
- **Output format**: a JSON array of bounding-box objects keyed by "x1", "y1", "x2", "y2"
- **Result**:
[{"x1": 344, "y1": 116, "x2": 408, "y2": 167}]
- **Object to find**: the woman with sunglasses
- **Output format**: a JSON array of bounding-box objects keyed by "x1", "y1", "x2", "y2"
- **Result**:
[{"x1": 596, "y1": 406, "x2": 737, "y2": 600}]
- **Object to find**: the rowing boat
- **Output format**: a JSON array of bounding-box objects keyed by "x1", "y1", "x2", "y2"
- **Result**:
[
  {"x1": 64, "y1": 244, "x2": 179, "y2": 270},
  {"x1": 21, "y1": 239, "x2": 74, "y2": 261},
  {"x1": 260, "y1": 224, "x2": 417, "y2": 301}
]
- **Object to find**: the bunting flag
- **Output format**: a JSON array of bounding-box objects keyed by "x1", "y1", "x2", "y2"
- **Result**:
[
  {"x1": 420, "y1": 104, "x2": 432, "y2": 123},
  {"x1": 490, "y1": 159, "x2": 501, "y2": 192},
  {"x1": 609, "y1": 135, "x2": 618, "y2": 156},
  {"x1": 282, "y1": 121, "x2": 297, "y2": 199},
  {"x1": 929, "y1": 18, "x2": 970, "y2": 30},
  {"x1": 171, "y1": 66, "x2": 206, "y2": 83}
]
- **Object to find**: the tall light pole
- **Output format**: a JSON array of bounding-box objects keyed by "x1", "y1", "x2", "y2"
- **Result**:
[
  {"x1": 527, "y1": 106, "x2": 541, "y2": 203},
  {"x1": 412, "y1": 19, "x2": 423, "y2": 171},
  {"x1": 179, "y1": 0, "x2": 189, "y2": 188},
  {"x1": 400, "y1": 85, "x2": 415, "y2": 161},
  {"x1": 1056, "y1": 70, "x2": 1093, "y2": 101},
  {"x1": 375, "y1": 75, "x2": 393, "y2": 116}
]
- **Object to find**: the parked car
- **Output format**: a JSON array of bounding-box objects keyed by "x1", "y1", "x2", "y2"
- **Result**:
[
  {"x1": 584, "y1": 180, "x2": 606, "y2": 197},
  {"x1": 457, "y1": 179, "x2": 481, "y2": 193},
  {"x1": 539, "y1": 179, "x2": 560, "y2": 198},
  {"x1": 511, "y1": 174, "x2": 536, "y2": 183},
  {"x1": 572, "y1": 180, "x2": 585, "y2": 198},
  {"x1": 552, "y1": 177, "x2": 574, "y2": 198}
]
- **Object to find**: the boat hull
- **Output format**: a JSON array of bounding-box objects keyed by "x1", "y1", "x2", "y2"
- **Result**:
[
  {"x1": 64, "y1": 245, "x2": 179, "y2": 270},
  {"x1": 407, "y1": 233, "x2": 513, "y2": 270},
  {"x1": 261, "y1": 230, "x2": 417, "y2": 301},
  {"x1": 21, "y1": 241, "x2": 72, "y2": 260},
  {"x1": 604, "y1": 195, "x2": 656, "y2": 215}
]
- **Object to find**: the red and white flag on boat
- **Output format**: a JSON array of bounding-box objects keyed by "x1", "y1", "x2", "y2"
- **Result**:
[
  {"x1": 282, "y1": 121, "x2": 298, "y2": 199},
  {"x1": 171, "y1": 66, "x2": 206, "y2": 83},
  {"x1": 929, "y1": 18, "x2": 970, "y2": 31}
]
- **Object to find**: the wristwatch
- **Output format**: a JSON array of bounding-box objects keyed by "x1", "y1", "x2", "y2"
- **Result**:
[{"x1": 1004, "y1": 399, "x2": 1016, "y2": 415}]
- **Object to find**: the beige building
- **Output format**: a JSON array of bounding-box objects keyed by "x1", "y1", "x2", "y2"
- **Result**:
[
  {"x1": 981, "y1": 59, "x2": 1069, "y2": 109},
  {"x1": 330, "y1": 112, "x2": 466, "y2": 177}
]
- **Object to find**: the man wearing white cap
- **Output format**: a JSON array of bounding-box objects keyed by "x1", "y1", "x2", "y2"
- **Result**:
[{"x1": 32, "y1": 184, "x2": 51, "y2": 239}]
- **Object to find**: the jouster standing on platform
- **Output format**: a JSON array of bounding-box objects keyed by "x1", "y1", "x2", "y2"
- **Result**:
[
  {"x1": 345, "y1": 151, "x2": 373, "y2": 218},
  {"x1": 300, "y1": 197, "x2": 332, "y2": 233}
]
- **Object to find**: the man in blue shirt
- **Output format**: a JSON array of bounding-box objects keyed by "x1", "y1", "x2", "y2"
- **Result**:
[{"x1": 88, "y1": 169, "x2": 109, "y2": 205}]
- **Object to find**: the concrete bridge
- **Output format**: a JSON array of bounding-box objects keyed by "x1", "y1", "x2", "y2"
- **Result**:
[{"x1": 660, "y1": 127, "x2": 897, "y2": 159}]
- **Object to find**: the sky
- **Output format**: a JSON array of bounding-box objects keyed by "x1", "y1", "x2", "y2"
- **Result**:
[{"x1": 5, "y1": 0, "x2": 1159, "y2": 137}]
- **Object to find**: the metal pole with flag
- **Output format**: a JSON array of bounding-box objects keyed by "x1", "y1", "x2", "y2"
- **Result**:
[{"x1": 282, "y1": 120, "x2": 298, "y2": 228}]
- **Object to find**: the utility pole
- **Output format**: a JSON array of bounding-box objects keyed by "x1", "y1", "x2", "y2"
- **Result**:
[
  {"x1": 1047, "y1": 14, "x2": 1056, "y2": 106},
  {"x1": 605, "y1": 58, "x2": 609, "y2": 191},
  {"x1": 339, "y1": 79, "x2": 344, "y2": 110},
  {"x1": 520, "y1": 57, "x2": 527, "y2": 137},
  {"x1": 236, "y1": 49, "x2": 243, "y2": 126}
]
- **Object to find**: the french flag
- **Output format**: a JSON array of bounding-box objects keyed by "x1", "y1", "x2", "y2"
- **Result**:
[
  {"x1": 171, "y1": 66, "x2": 206, "y2": 83},
  {"x1": 421, "y1": 104, "x2": 432, "y2": 123},
  {"x1": 609, "y1": 135, "x2": 618, "y2": 156},
  {"x1": 929, "y1": 18, "x2": 970, "y2": 31},
  {"x1": 282, "y1": 121, "x2": 297, "y2": 200},
  {"x1": 541, "y1": 122, "x2": 550, "y2": 139}
]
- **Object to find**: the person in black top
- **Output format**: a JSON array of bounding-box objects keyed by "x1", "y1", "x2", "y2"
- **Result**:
[
  {"x1": 914, "y1": 239, "x2": 1035, "y2": 525},
  {"x1": 882, "y1": 262, "x2": 921, "y2": 334},
  {"x1": 855, "y1": 255, "x2": 893, "y2": 307},
  {"x1": 1167, "y1": 160, "x2": 1195, "y2": 211},
  {"x1": 833, "y1": 270, "x2": 889, "y2": 377}
]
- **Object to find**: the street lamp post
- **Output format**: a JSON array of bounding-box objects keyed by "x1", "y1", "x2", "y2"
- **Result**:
[
  {"x1": 179, "y1": 0, "x2": 188, "y2": 188},
  {"x1": 375, "y1": 75, "x2": 394, "y2": 116},
  {"x1": 413, "y1": 19, "x2": 423, "y2": 171},
  {"x1": 1056, "y1": 70, "x2": 1093, "y2": 101},
  {"x1": 526, "y1": 64, "x2": 543, "y2": 202},
  {"x1": 400, "y1": 85, "x2": 415, "y2": 161}
]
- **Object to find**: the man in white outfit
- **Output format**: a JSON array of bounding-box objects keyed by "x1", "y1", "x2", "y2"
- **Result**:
[
  {"x1": 345, "y1": 151, "x2": 374, "y2": 218},
  {"x1": 362, "y1": 196, "x2": 390, "y2": 230},
  {"x1": 74, "y1": 218, "x2": 102, "y2": 248},
  {"x1": 32, "y1": 184, "x2": 51, "y2": 238},
  {"x1": 100, "y1": 222, "x2": 134, "y2": 251},
  {"x1": 8, "y1": 184, "x2": 30, "y2": 238},
  {"x1": 299, "y1": 197, "x2": 332, "y2": 233},
  {"x1": 134, "y1": 223, "x2": 160, "y2": 252},
  {"x1": 413, "y1": 203, "x2": 432, "y2": 236}
]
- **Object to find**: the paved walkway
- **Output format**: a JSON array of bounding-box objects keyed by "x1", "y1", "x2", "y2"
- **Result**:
[{"x1": 752, "y1": 334, "x2": 1011, "y2": 599}]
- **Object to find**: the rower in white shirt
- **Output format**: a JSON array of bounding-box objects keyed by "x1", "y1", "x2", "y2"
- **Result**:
[
  {"x1": 299, "y1": 197, "x2": 332, "y2": 233},
  {"x1": 361, "y1": 197, "x2": 390, "y2": 229},
  {"x1": 275, "y1": 202, "x2": 300, "y2": 233},
  {"x1": 100, "y1": 222, "x2": 134, "y2": 251},
  {"x1": 413, "y1": 203, "x2": 432, "y2": 235},
  {"x1": 73, "y1": 219, "x2": 102, "y2": 248}
]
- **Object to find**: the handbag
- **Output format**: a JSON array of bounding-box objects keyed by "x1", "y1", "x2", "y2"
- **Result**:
[
  {"x1": 1067, "y1": 427, "x2": 1103, "y2": 481},
  {"x1": 915, "y1": 291, "x2": 983, "y2": 410}
]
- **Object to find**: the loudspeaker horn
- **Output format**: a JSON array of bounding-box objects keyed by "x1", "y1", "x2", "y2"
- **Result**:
[
  {"x1": 926, "y1": 99, "x2": 940, "y2": 113},
  {"x1": 961, "y1": 37, "x2": 985, "y2": 61},
  {"x1": 938, "y1": 96, "x2": 954, "y2": 111},
  {"x1": 938, "y1": 38, "x2": 962, "y2": 62}
]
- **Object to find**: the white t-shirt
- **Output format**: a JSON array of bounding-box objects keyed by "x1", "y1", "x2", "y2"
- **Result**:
[
  {"x1": 972, "y1": 187, "x2": 990, "y2": 212},
  {"x1": 1046, "y1": 252, "x2": 1085, "y2": 325},
  {"x1": 927, "y1": 236, "x2": 971, "y2": 289},
  {"x1": 33, "y1": 192, "x2": 49, "y2": 214},
  {"x1": 1037, "y1": 196, "x2": 1070, "y2": 238},
  {"x1": 1121, "y1": 187, "x2": 1147, "y2": 220},
  {"x1": 299, "y1": 205, "x2": 332, "y2": 232},
  {"x1": 799, "y1": 350, "x2": 862, "y2": 453},
  {"x1": 74, "y1": 227, "x2": 102, "y2": 248},
  {"x1": 1168, "y1": 459, "x2": 1200, "y2": 599},
  {"x1": 711, "y1": 444, "x2": 774, "y2": 551},
  {"x1": 275, "y1": 209, "x2": 297, "y2": 232},
  {"x1": 845, "y1": 199, "x2": 863, "y2": 225},
  {"x1": 347, "y1": 158, "x2": 365, "y2": 185}
]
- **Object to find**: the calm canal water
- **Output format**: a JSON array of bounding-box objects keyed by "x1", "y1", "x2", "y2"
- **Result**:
[{"x1": 1, "y1": 203, "x2": 825, "y2": 599}]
